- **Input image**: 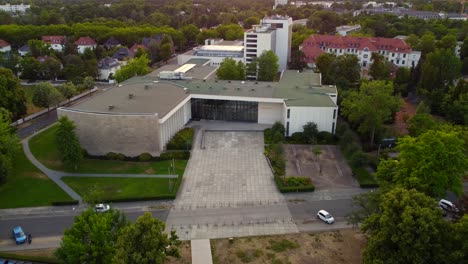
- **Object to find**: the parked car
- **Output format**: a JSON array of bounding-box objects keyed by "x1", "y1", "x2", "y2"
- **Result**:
[
  {"x1": 12, "y1": 226, "x2": 26, "y2": 244},
  {"x1": 316, "y1": 210, "x2": 335, "y2": 224},
  {"x1": 95, "y1": 204, "x2": 110, "y2": 213},
  {"x1": 438, "y1": 199, "x2": 459, "y2": 213}
]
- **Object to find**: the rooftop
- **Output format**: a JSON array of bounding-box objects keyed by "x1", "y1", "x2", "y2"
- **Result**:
[
  {"x1": 147, "y1": 64, "x2": 218, "y2": 80},
  {"x1": 195, "y1": 45, "x2": 244, "y2": 52}
]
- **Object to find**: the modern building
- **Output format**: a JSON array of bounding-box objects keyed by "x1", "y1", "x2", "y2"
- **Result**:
[
  {"x1": 274, "y1": 0, "x2": 288, "y2": 6},
  {"x1": 0, "y1": 39, "x2": 11, "y2": 53},
  {"x1": 0, "y1": 3, "x2": 30, "y2": 13},
  {"x1": 75, "y1": 37, "x2": 97, "y2": 54},
  {"x1": 244, "y1": 15, "x2": 293, "y2": 71},
  {"x1": 58, "y1": 65, "x2": 338, "y2": 157},
  {"x1": 301, "y1": 34, "x2": 421, "y2": 68},
  {"x1": 336, "y1": 25, "x2": 361, "y2": 36},
  {"x1": 42, "y1": 36, "x2": 66, "y2": 52},
  {"x1": 177, "y1": 42, "x2": 244, "y2": 67}
]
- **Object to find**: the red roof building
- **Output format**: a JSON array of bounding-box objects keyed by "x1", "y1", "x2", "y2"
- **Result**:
[
  {"x1": 42, "y1": 36, "x2": 66, "y2": 45},
  {"x1": 75, "y1": 36, "x2": 97, "y2": 46},
  {"x1": 0, "y1": 39, "x2": 10, "y2": 49},
  {"x1": 300, "y1": 35, "x2": 421, "y2": 68}
]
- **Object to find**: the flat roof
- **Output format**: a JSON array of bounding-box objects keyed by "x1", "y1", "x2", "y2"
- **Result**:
[
  {"x1": 185, "y1": 58, "x2": 210, "y2": 66},
  {"x1": 147, "y1": 65, "x2": 218, "y2": 80},
  {"x1": 175, "y1": 64, "x2": 196, "y2": 73},
  {"x1": 197, "y1": 45, "x2": 244, "y2": 52}
]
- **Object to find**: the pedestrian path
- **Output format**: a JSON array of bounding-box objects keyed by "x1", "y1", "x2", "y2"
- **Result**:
[
  {"x1": 0, "y1": 236, "x2": 61, "y2": 252},
  {"x1": 191, "y1": 239, "x2": 213, "y2": 264}
]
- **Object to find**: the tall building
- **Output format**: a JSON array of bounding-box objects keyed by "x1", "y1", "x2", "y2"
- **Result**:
[{"x1": 244, "y1": 15, "x2": 293, "y2": 71}]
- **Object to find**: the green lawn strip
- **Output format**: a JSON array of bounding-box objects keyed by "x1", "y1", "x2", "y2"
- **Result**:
[
  {"x1": 21, "y1": 85, "x2": 45, "y2": 115},
  {"x1": 62, "y1": 177, "x2": 179, "y2": 201},
  {"x1": 29, "y1": 124, "x2": 188, "y2": 174},
  {"x1": 0, "y1": 148, "x2": 73, "y2": 209}
]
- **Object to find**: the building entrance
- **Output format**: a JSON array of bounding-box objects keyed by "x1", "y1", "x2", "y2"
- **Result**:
[{"x1": 191, "y1": 99, "x2": 258, "y2": 122}]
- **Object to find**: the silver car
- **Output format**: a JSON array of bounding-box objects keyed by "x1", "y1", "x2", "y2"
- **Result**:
[
  {"x1": 95, "y1": 204, "x2": 110, "y2": 213},
  {"x1": 317, "y1": 209, "x2": 335, "y2": 224}
]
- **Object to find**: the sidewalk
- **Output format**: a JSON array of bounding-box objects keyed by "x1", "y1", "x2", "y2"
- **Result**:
[{"x1": 0, "y1": 236, "x2": 61, "y2": 252}]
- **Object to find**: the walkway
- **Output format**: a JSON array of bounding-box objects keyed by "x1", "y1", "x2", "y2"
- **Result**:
[
  {"x1": 191, "y1": 239, "x2": 213, "y2": 264},
  {"x1": 22, "y1": 126, "x2": 178, "y2": 204}
]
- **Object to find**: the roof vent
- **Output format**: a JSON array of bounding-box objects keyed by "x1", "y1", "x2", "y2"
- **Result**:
[
  {"x1": 128, "y1": 94, "x2": 134, "y2": 99},
  {"x1": 236, "y1": 87, "x2": 241, "y2": 91},
  {"x1": 196, "y1": 85, "x2": 200, "y2": 88},
  {"x1": 108, "y1": 105, "x2": 115, "y2": 110},
  {"x1": 144, "y1": 84, "x2": 151, "y2": 89},
  {"x1": 184, "y1": 87, "x2": 189, "y2": 94},
  {"x1": 251, "y1": 88, "x2": 255, "y2": 91},
  {"x1": 241, "y1": 81, "x2": 245, "y2": 84},
  {"x1": 267, "y1": 84, "x2": 271, "y2": 88},
  {"x1": 255, "y1": 81, "x2": 258, "y2": 84},
  {"x1": 203, "y1": 79, "x2": 206, "y2": 82},
  {"x1": 228, "y1": 80, "x2": 231, "y2": 83},
  {"x1": 215, "y1": 79, "x2": 218, "y2": 82},
  {"x1": 209, "y1": 86, "x2": 212, "y2": 89},
  {"x1": 295, "y1": 85, "x2": 299, "y2": 89}
]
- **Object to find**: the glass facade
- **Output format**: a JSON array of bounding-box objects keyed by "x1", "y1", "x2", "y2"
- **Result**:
[{"x1": 191, "y1": 99, "x2": 258, "y2": 122}]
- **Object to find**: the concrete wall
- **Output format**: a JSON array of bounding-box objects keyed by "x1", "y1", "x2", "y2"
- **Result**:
[
  {"x1": 58, "y1": 108, "x2": 161, "y2": 157},
  {"x1": 258, "y1": 102, "x2": 283, "y2": 124},
  {"x1": 159, "y1": 99, "x2": 191, "y2": 150},
  {"x1": 286, "y1": 106, "x2": 338, "y2": 135}
]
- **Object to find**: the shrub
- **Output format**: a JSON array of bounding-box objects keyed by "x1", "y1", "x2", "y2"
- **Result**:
[
  {"x1": 139, "y1": 152, "x2": 152, "y2": 162},
  {"x1": 284, "y1": 176, "x2": 312, "y2": 187},
  {"x1": 160, "y1": 150, "x2": 190, "y2": 160},
  {"x1": 0, "y1": 252, "x2": 60, "y2": 264},
  {"x1": 115, "y1": 153, "x2": 126, "y2": 161},
  {"x1": 106, "y1": 152, "x2": 118, "y2": 160},
  {"x1": 265, "y1": 123, "x2": 285, "y2": 144},
  {"x1": 274, "y1": 176, "x2": 315, "y2": 193},
  {"x1": 317, "y1": 131, "x2": 337, "y2": 144},
  {"x1": 265, "y1": 144, "x2": 285, "y2": 177},
  {"x1": 350, "y1": 151, "x2": 368, "y2": 168},
  {"x1": 166, "y1": 127, "x2": 194, "y2": 150},
  {"x1": 287, "y1": 132, "x2": 306, "y2": 144}
]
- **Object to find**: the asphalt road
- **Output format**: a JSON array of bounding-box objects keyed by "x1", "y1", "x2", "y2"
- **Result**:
[
  {"x1": 0, "y1": 210, "x2": 169, "y2": 238},
  {"x1": 16, "y1": 111, "x2": 58, "y2": 139},
  {"x1": 288, "y1": 198, "x2": 355, "y2": 221}
]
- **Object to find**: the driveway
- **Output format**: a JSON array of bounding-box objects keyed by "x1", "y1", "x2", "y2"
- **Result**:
[
  {"x1": 174, "y1": 131, "x2": 284, "y2": 210},
  {"x1": 284, "y1": 145, "x2": 358, "y2": 190}
]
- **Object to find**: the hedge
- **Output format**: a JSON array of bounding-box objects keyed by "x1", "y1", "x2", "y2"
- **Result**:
[
  {"x1": 101, "y1": 195, "x2": 176, "y2": 203},
  {"x1": 0, "y1": 252, "x2": 61, "y2": 264},
  {"x1": 274, "y1": 176, "x2": 315, "y2": 193},
  {"x1": 159, "y1": 150, "x2": 190, "y2": 160},
  {"x1": 51, "y1": 200, "x2": 80, "y2": 206},
  {"x1": 166, "y1": 127, "x2": 194, "y2": 150},
  {"x1": 85, "y1": 150, "x2": 190, "y2": 161}
]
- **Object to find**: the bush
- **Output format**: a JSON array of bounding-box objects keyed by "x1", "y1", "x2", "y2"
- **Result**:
[
  {"x1": 101, "y1": 195, "x2": 176, "y2": 203},
  {"x1": 350, "y1": 151, "x2": 368, "y2": 168},
  {"x1": 139, "y1": 153, "x2": 152, "y2": 162},
  {"x1": 274, "y1": 176, "x2": 315, "y2": 192},
  {"x1": 284, "y1": 176, "x2": 312, "y2": 187},
  {"x1": 264, "y1": 123, "x2": 285, "y2": 144},
  {"x1": 106, "y1": 152, "x2": 118, "y2": 160},
  {"x1": 115, "y1": 153, "x2": 125, "y2": 161},
  {"x1": 287, "y1": 132, "x2": 306, "y2": 144},
  {"x1": 265, "y1": 144, "x2": 285, "y2": 177},
  {"x1": 160, "y1": 150, "x2": 190, "y2": 160},
  {"x1": 353, "y1": 167, "x2": 379, "y2": 188},
  {"x1": 166, "y1": 128, "x2": 194, "y2": 150},
  {"x1": 51, "y1": 200, "x2": 79, "y2": 206},
  {"x1": 317, "y1": 131, "x2": 337, "y2": 144}
]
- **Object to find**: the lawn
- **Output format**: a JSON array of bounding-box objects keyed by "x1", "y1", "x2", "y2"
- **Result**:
[
  {"x1": 29, "y1": 124, "x2": 188, "y2": 175},
  {"x1": 21, "y1": 85, "x2": 45, "y2": 116},
  {"x1": 0, "y1": 147, "x2": 73, "y2": 209},
  {"x1": 62, "y1": 176, "x2": 181, "y2": 201}
]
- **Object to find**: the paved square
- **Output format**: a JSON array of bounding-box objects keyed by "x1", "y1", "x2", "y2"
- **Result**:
[{"x1": 174, "y1": 131, "x2": 284, "y2": 210}]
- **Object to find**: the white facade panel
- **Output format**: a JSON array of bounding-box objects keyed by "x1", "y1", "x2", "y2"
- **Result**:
[
  {"x1": 183, "y1": 100, "x2": 192, "y2": 124},
  {"x1": 159, "y1": 104, "x2": 186, "y2": 150},
  {"x1": 258, "y1": 102, "x2": 284, "y2": 124},
  {"x1": 287, "y1": 106, "x2": 338, "y2": 135}
]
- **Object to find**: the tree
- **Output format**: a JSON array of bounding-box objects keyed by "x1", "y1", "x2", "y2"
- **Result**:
[
  {"x1": 288, "y1": 49, "x2": 307, "y2": 71},
  {"x1": 159, "y1": 43, "x2": 172, "y2": 63},
  {"x1": 362, "y1": 187, "x2": 451, "y2": 264},
  {"x1": 19, "y1": 56, "x2": 41, "y2": 81},
  {"x1": 32, "y1": 82, "x2": 63, "y2": 109},
  {"x1": 246, "y1": 60, "x2": 258, "y2": 79},
  {"x1": 113, "y1": 212, "x2": 181, "y2": 264},
  {"x1": 376, "y1": 129, "x2": 468, "y2": 198},
  {"x1": 0, "y1": 68, "x2": 26, "y2": 120},
  {"x1": 341, "y1": 81, "x2": 401, "y2": 147},
  {"x1": 327, "y1": 54, "x2": 360, "y2": 89},
  {"x1": 307, "y1": 10, "x2": 341, "y2": 34},
  {"x1": 216, "y1": 58, "x2": 245, "y2": 80},
  {"x1": 28, "y1": 39, "x2": 51, "y2": 57},
  {"x1": 55, "y1": 208, "x2": 129, "y2": 264},
  {"x1": 420, "y1": 32, "x2": 436, "y2": 55},
  {"x1": 57, "y1": 82, "x2": 78, "y2": 100},
  {"x1": 393, "y1": 67, "x2": 410, "y2": 96},
  {"x1": 442, "y1": 80, "x2": 468, "y2": 125},
  {"x1": 257, "y1": 50, "x2": 279, "y2": 81},
  {"x1": 181, "y1": 24, "x2": 199, "y2": 46},
  {"x1": 56, "y1": 116, "x2": 83, "y2": 171},
  {"x1": 419, "y1": 49, "x2": 461, "y2": 113},
  {"x1": 315, "y1": 53, "x2": 336, "y2": 85},
  {"x1": 407, "y1": 113, "x2": 438, "y2": 137},
  {"x1": 81, "y1": 76, "x2": 95, "y2": 91},
  {"x1": 368, "y1": 52, "x2": 392, "y2": 80},
  {"x1": 437, "y1": 34, "x2": 457, "y2": 51},
  {"x1": 41, "y1": 57, "x2": 62, "y2": 80},
  {"x1": 114, "y1": 54, "x2": 151, "y2": 83},
  {"x1": 0, "y1": 109, "x2": 20, "y2": 183},
  {"x1": 303, "y1": 122, "x2": 319, "y2": 144},
  {"x1": 243, "y1": 16, "x2": 260, "y2": 29}
]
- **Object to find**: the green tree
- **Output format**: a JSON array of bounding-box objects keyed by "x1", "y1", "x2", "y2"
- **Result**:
[
  {"x1": 216, "y1": 58, "x2": 245, "y2": 80},
  {"x1": 368, "y1": 52, "x2": 392, "y2": 80},
  {"x1": 32, "y1": 82, "x2": 63, "y2": 109},
  {"x1": 419, "y1": 49, "x2": 461, "y2": 113},
  {"x1": 56, "y1": 116, "x2": 83, "y2": 171},
  {"x1": 303, "y1": 122, "x2": 319, "y2": 144},
  {"x1": 41, "y1": 57, "x2": 62, "y2": 81},
  {"x1": 146, "y1": 12, "x2": 171, "y2": 27},
  {"x1": 81, "y1": 76, "x2": 95, "y2": 91},
  {"x1": 0, "y1": 68, "x2": 26, "y2": 120},
  {"x1": 159, "y1": 43, "x2": 172, "y2": 63},
  {"x1": 420, "y1": 32, "x2": 436, "y2": 55},
  {"x1": 437, "y1": 34, "x2": 457, "y2": 50},
  {"x1": 28, "y1": 39, "x2": 51, "y2": 57},
  {"x1": 257, "y1": 50, "x2": 279, "y2": 81},
  {"x1": 246, "y1": 60, "x2": 258, "y2": 79},
  {"x1": 362, "y1": 187, "x2": 450, "y2": 264},
  {"x1": 407, "y1": 113, "x2": 438, "y2": 137},
  {"x1": 114, "y1": 54, "x2": 151, "y2": 83},
  {"x1": 307, "y1": 10, "x2": 341, "y2": 34},
  {"x1": 288, "y1": 49, "x2": 307, "y2": 71},
  {"x1": 181, "y1": 24, "x2": 200, "y2": 45},
  {"x1": 327, "y1": 54, "x2": 360, "y2": 89},
  {"x1": 442, "y1": 80, "x2": 468, "y2": 125},
  {"x1": 55, "y1": 208, "x2": 129, "y2": 264},
  {"x1": 0, "y1": 109, "x2": 20, "y2": 183},
  {"x1": 315, "y1": 53, "x2": 336, "y2": 85},
  {"x1": 19, "y1": 56, "x2": 41, "y2": 81},
  {"x1": 376, "y1": 129, "x2": 468, "y2": 197},
  {"x1": 393, "y1": 67, "x2": 410, "y2": 96},
  {"x1": 57, "y1": 82, "x2": 78, "y2": 100},
  {"x1": 341, "y1": 81, "x2": 401, "y2": 147},
  {"x1": 243, "y1": 16, "x2": 260, "y2": 29},
  {"x1": 113, "y1": 212, "x2": 181, "y2": 264}
]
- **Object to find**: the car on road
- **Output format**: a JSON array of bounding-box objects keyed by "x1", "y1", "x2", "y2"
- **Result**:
[
  {"x1": 317, "y1": 210, "x2": 335, "y2": 224},
  {"x1": 95, "y1": 203, "x2": 110, "y2": 213},
  {"x1": 12, "y1": 226, "x2": 26, "y2": 244},
  {"x1": 438, "y1": 199, "x2": 459, "y2": 213}
]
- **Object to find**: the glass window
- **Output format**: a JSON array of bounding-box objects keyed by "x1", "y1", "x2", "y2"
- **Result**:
[
  {"x1": 287, "y1": 109, "x2": 290, "y2": 118},
  {"x1": 333, "y1": 109, "x2": 336, "y2": 119},
  {"x1": 286, "y1": 122, "x2": 289, "y2": 136}
]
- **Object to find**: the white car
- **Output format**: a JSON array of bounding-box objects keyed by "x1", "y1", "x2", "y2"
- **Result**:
[
  {"x1": 95, "y1": 204, "x2": 110, "y2": 213},
  {"x1": 438, "y1": 199, "x2": 458, "y2": 213},
  {"x1": 317, "y1": 209, "x2": 335, "y2": 224}
]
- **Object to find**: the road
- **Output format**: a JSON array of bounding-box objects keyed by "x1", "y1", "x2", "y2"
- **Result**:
[{"x1": 0, "y1": 209, "x2": 169, "y2": 238}]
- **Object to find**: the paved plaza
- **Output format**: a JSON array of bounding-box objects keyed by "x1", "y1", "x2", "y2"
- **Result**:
[{"x1": 173, "y1": 131, "x2": 284, "y2": 210}]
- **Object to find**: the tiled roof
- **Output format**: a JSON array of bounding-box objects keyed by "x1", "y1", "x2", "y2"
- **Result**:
[
  {"x1": 129, "y1": 44, "x2": 146, "y2": 53},
  {"x1": 301, "y1": 34, "x2": 412, "y2": 63},
  {"x1": 42, "y1": 36, "x2": 65, "y2": 44},
  {"x1": 75, "y1": 36, "x2": 97, "y2": 46},
  {"x1": 104, "y1": 37, "x2": 121, "y2": 47},
  {"x1": 18, "y1": 44, "x2": 30, "y2": 52},
  {"x1": 0, "y1": 39, "x2": 10, "y2": 48},
  {"x1": 98, "y1": 57, "x2": 120, "y2": 69},
  {"x1": 112, "y1": 47, "x2": 134, "y2": 61}
]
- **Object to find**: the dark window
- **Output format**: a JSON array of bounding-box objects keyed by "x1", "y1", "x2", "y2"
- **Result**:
[
  {"x1": 246, "y1": 44, "x2": 257, "y2": 48},
  {"x1": 333, "y1": 109, "x2": 336, "y2": 119},
  {"x1": 271, "y1": 23, "x2": 283, "y2": 29},
  {"x1": 246, "y1": 34, "x2": 257, "y2": 38},
  {"x1": 246, "y1": 39, "x2": 257, "y2": 43},
  {"x1": 287, "y1": 109, "x2": 290, "y2": 118},
  {"x1": 332, "y1": 122, "x2": 335, "y2": 134},
  {"x1": 191, "y1": 99, "x2": 258, "y2": 122},
  {"x1": 246, "y1": 49, "x2": 256, "y2": 52},
  {"x1": 286, "y1": 121, "x2": 289, "y2": 136}
]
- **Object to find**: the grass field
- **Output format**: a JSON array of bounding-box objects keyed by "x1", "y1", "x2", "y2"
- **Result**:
[
  {"x1": 62, "y1": 176, "x2": 181, "y2": 200},
  {"x1": 29, "y1": 124, "x2": 188, "y2": 175},
  {"x1": 0, "y1": 148, "x2": 73, "y2": 209},
  {"x1": 21, "y1": 85, "x2": 45, "y2": 116}
]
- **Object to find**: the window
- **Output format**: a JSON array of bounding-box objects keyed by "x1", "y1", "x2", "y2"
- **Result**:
[
  {"x1": 363, "y1": 61, "x2": 367, "y2": 67},
  {"x1": 246, "y1": 39, "x2": 257, "y2": 43},
  {"x1": 332, "y1": 122, "x2": 335, "y2": 134},
  {"x1": 392, "y1": 52, "x2": 395, "y2": 57},
  {"x1": 333, "y1": 109, "x2": 336, "y2": 119},
  {"x1": 396, "y1": 59, "x2": 400, "y2": 64},
  {"x1": 287, "y1": 109, "x2": 290, "y2": 118},
  {"x1": 402, "y1": 60, "x2": 405, "y2": 65},
  {"x1": 363, "y1": 54, "x2": 368, "y2": 58},
  {"x1": 403, "y1": 54, "x2": 406, "y2": 58},
  {"x1": 246, "y1": 44, "x2": 257, "y2": 48},
  {"x1": 272, "y1": 23, "x2": 283, "y2": 29},
  {"x1": 286, "y1": 122, "x2": 289, "y2": 136},
  {"x1": 246, "y1": 34, "x2": 257, "y2": 38}
]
